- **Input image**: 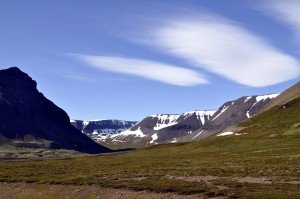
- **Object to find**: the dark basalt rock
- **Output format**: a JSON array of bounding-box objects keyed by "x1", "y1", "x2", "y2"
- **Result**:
[{"x1": 0, "y1": 67, "x2": 111, "y2": 154}]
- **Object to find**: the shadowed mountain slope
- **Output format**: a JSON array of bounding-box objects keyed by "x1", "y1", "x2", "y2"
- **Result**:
[{"x1": 0, "y1": 67, "x2": 111, "y2": 154}]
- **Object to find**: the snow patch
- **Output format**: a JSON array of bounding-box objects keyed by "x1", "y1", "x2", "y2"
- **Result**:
[
  {"x1": 212, "y1": 105, "x2": 230, "y2": 121},
  {"x1": 83, "y1": 121, "x2": 90, "y2": 127},
  {"x1": 217, "y1": 132, "x2": 234, "y2": 136},
  {"x1": 244, "y1": 96, "x2": 252, "y2": 102},
  {"x1": 256, "y1": 93, "x2": 279, "y2": 102},
  {"x1": 246, "y1": 110, "x2": 251, "y2": 118},
  {"x1": 193, "y1": 130, "x2": 205, "y2": 139},
  {"x1": 151, "y1": 110, "x2": 217, "y2": 130},
  {"x1": 170, "y1": 138, "x2": 177, "y2": 143},
  {"x1": 152, "y1": 114, "x2": 180, "y2": 130},
  {"x1": 150, "y1": 133, "x2": 158, "y2": 144},
  {"x1": 184, "y1": 110, "x2": 216, "y2": 125},
  {"x1": 112, "y1": 127, "x2": 146, "y2": 138},
  {"x1": 250, "y1": 93, "x2": 280, "y2": 110}
]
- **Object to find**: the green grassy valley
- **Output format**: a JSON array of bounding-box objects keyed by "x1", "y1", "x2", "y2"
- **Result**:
[
  {"x1": 1, "y1": 97, "x2": 300, "y2": 198},
  {"x1": 0, "y1": 95, "x2": 300, "y2": 199},
  {"x1": 0, "y1": 131, "x2": 299, "y2": 198},
  {"x1": 2, "y1": 0, "x2": 300, "y2": 198}
]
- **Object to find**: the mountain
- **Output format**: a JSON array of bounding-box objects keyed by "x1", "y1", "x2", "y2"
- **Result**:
[
  {"x1": 0, "y1": 67, "x2": 111, "y2": 154},
  {"x1": 215, "y1": 82, "x2": 300, "y2": 136},
  {"x1": 260, "y1": 82, "x2": 300, "y2": 111},
  {"x1": 101, "y1": 110, "x2": 216, "y2": 148},
  {"x1": 70, "y1": 119, "x2": 136, "y2": 143},
  {"x1": 182, "y1": 93, "x2": 280, "y2": 141},
  {"x1": 234, "y1": 82, "x2": 300, "y2": 136},
  {"x1": 98, "y1": 93, "x2": 279, "y2": 149}
]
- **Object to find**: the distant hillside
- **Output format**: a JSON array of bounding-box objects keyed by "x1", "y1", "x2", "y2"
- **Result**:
[
  {"x1": 103, "y1": 110, "x2": 216, "y2": 148},
  {"x1": 72, "y1": 83, "x2": 299, "y2": 150},
  {"x1": 84, "y1": 92, "x2": 278, "y2": 149},
  {"x1": 70, "y1": 119, "x2": 136, "y2": 143},
  {"x1": 181, "y1": 93, "x2": 280, "y2": 141},
  {"x1": 261, "y1": 81, "x2": 300, "y2": 111},
  {"x1": 236, "y1": 83, "x2": 300, "y2": 136},
  {"x1": 0, "y1": 67, "x2": 111, "y2": 154}
]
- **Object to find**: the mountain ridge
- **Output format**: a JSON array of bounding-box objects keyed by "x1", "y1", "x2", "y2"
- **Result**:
[
  {"x1": 74, "y1": 93, "x2": 279, "y2": 149},
  {"x1": 70, "y1": 119, "x2": 137, "y2": 144}
]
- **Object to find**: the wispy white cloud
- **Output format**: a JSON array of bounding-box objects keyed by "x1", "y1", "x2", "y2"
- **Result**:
[
  {"x1": 139, "y1": 14, "x2": 300, "y2": 87},
  {"x1": 258, "y1": 0, "x2": 300, "y2": 40},
  {"x1": 75, "y1": 54, "x2": 208, "y2": 86},
  {"x1": 64, "y1": 74, "x2": 98, "y2": 83},
  {"x1": 54, "y1": 68, "x2": 98, "y2": 83}
]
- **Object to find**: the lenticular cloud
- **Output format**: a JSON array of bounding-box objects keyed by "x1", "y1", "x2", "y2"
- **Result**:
[
  {"x1": 147, "y1": 16, "x2": 300, "y2": 87},
  {"x1": 76, "y1": 54, "x2": 208, "y2": 87}
]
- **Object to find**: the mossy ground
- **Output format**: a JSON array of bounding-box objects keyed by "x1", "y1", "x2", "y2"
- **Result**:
[{"x1": 0, "y1": 132, "x2": 299, "y2": 198}]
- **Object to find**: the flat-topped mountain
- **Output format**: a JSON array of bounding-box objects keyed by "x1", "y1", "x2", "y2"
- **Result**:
[
  {"x1": 183, "y1": 93, "x2": 280, "y2": 141},
  {"x1": 89, "y1": 94, "x2": 280, "y2": 149},
  {"x1": 71, "y1": 92, "x2": 280, "y2": 149},
  {"x1": 0, "y1": 67, "x2": 111, "y2": 154},
  {"x1": 96, "y1": 110, "x2": 216, "y2": 148},
  {"x1": 70, "y1": 119, "x2": 136, "y2": 143}
]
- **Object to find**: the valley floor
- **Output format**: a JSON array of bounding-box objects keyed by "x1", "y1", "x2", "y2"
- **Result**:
[
  {"x1": 0, "y1": 183, "x2": 204, "y2": 199},
  {"x1": 0, "y1": 133, "x2": 299, "y2": 198}
]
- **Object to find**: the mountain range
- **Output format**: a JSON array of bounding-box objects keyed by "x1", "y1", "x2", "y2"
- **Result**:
[
  {"x1": 70, "y1": 119, "x2": 136, "y2": 144},
  {"x1": 72, "y1": 93, "x2": 280, "y2": 149},
  {"x1": 0, "y1": 66, "x2": 298, "y2": 153}
]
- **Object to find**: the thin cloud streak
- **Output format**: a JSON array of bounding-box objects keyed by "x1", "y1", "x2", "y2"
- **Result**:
[
  {"x1": 75, "y1": 55, "x2": 208, "y2": 86},
  {"x1": 259, "y1": 0, "x2": 300, "y2": 40},
  {"x1": 63, "y1": 74, "x2": 98, "y2": 83},
  {"x1": 140, "y1": 15, "x2": 300, "y2": 87}
]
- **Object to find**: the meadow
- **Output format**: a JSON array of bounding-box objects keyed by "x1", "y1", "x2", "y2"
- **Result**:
[{"x1": 0, "y1": 97, "x2": 299, "y2": 198}]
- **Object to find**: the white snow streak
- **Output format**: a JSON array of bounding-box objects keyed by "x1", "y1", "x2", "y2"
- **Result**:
[
  {"x1": 112, "y1": 127, "x2": 146, "y2": 138},
  {"x1": 193, "y1": 130, "x2": 205, "y2": 139},
  {"x1": 217, "y1": 132, "x2": 234, "y2": 136},
  {"x1": 149, "y1": 133, "x2": 158, "y2": 144},
  {"x1": 152, "y1": 114, "x2": 181, "y2": 130},
  {"x1": 256, "y1": 93, "x2": 280, "y2": 102},
  {"x1": 212, "y1": 105, "x2": 230, "y2": 121}
]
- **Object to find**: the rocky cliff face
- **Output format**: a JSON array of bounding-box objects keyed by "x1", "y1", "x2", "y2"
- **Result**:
[{"x1": 0, "y1": 67, "x2": 111, "y2": 154}]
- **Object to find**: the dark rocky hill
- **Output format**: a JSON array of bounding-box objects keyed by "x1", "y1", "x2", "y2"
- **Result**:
[{"x1": 0, "y1": 67, "x2": 111, "y2": 154}]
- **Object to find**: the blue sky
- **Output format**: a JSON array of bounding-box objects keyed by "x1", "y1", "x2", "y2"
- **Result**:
[{"x1": 0, "y1": 0, "x2": 299, "y2": 121}]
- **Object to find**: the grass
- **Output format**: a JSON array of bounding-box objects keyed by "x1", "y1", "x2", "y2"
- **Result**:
[
  {"x1": 238, "y1": 97, "x2": 300, "y2": 136},
  {"x1": 0, "y1": 145, "x2": 82, "y2": 159},
  {"x1": 0, "y1": 132, "x2": 299, "y2": 198},
  {"x1": 0, "y1": 97, "x2": 299, "y2": 198}
]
